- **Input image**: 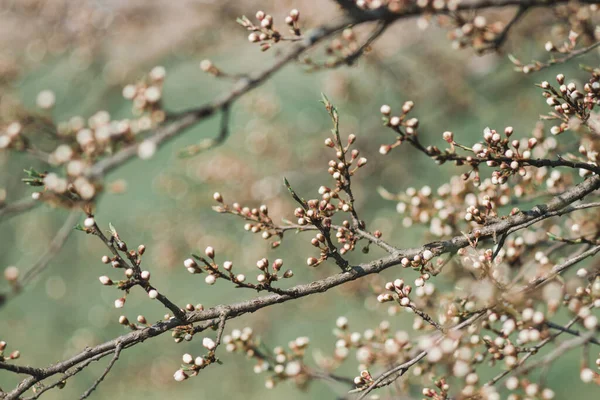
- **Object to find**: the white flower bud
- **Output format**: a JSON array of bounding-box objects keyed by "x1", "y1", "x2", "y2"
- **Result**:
[
  {"x1": 138, "y1": 140, "x2": 156, "y2": 160},
  {"x1": 173, "y1": 369, "x2": 187, "y2": 382},
  {"x1": 205, "y1": 246, "x2": 215, "y2": 258},
  {"x1": 580, "y1": 368, "x2": 594, "y2": 383},
  {"x1": 380, "y1": 105, "x2": 391, "y2": 115},
  {"x1": 202, "y1": 337, "x2": 216, "y2": 350},
  {"x1": 99, "y1": 276, "x2": 112, "y2": 285},
  {"x1": 37, "y1": 90, "x2": 56, "y2": 109}
]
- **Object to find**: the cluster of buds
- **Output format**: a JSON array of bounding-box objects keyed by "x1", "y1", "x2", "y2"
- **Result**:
[
  {"x1": 184, "y1": 248, "x2": 292, "y2": 290},
  {"x1": 385, "y1": 183, "x2": 459, "y2": 235},
  {"x1": 292, "y1": 190, "x2": 352, "y2": 234},
  {"x1": 377, "y1": 278, "x2": 412, "y2": 306},
  {"x1": 303, "y1": 219, "x2": 363, "y2": 267},
  {"x1": 504, "y1": 376, "x2": 557, "y2": 399},
  {"x1": 295, "y1": 201, "x2": 335, "y2": 268},
  {"x1": 379, "y1": 101, "x2": 417, "y2": 155},
  {"x1": 357, "y1": 321, "x2": 414, "y2": 370},
  {"x1": 512, "y1": 27, "x2": 598, "y2": 73},
  {"x1": 212, "y1": 192, "x2": 284, "y2": 248},
  {"x1": 352, "y1": 369, "x2": 374, "y2": 391},
  {"x1": 330, "y1": 317, "x2": 413, "y2": 374},
  {"x1": 263, "y1": 337, "x2": 310, "y2": 389},
  {"x1": 237, "y1": 9, "x2": 301, "y2": 52},
  {"x1": 544, "y1": 31, "x2": 581, "y2": 55},
  {"x1": 354, "y1": 1, "x2": 519, "y2": 54},
  {"x1": 222, "y1": 327, "x2": 256, "y2": 354},
  {"x1": 430, "y1": 125, "x2": 547, "y2": 189},
  {"x1": 173, "y1": 336, "x2": 219, "y2": 382},
  {"x1": 121, "y1": 66, "x2": 167, "y2": 121},
  {"x1": 225, "y1": 330, "x2": 311, "y2": 389},
  {"x1": 118, "y1": 314, "x2": 150, "y2": 330},
  {"x1": 23, "y1": 166, "x2": 98, "y2": 204},
  {"x1": 421, "y1": 377, "x2": 450, "y2": 399},
  {"x1": 8, "y1": 66, "x2": 176, "y2": 205},
  {"x1": 464, "y1": 195, "x2": 497, "y2": 224},
  {"x1": 252, "y1": 257, "x2": 292, "y2": 287},
  {"x1": 458, "y1": 247, "x2": 508, "y2": 286},
  {"x1": 90, "y1": 221, "x2": 164, "y2": 308},
  {"x1": 564, "y1": 277, "x2": 600, "y2": 331},
  {"x1": 539, "y1": 73, "x2": 598, "y2": 136},
  {"x1": 414, "y1": 333, "x2": 485, "y2": 382},
  {"x1": 225, "y1": 327, "x2": 310, "y2": 388},
  {"x1": 332, "y1": 221, "x2": 362, "y2": 255},
  {"x1": 479, "y1": 327, "x2": 523, "y2": 369},
  {"x1": 467, "y1": 126, "x2": 533, "y2": 185},
  {"x1": 324, "y1": 137, "x2": 368, "y2": 187},
  {"x1": 186, "y1": 246, "x2": 230, "y2": 285},
  {"x1": 355, "y1": 0, "x2": 456, "y2": 13},
  {"x1": 0, "y1": 340, "x2": 20, "y2": 362},
  {"x1": 54, "y1": 107, "x2": 154, "y2": 157},
  {"x1": 0, "y1": 122, "x2": 25, "y2": 151},
  {"x1": 302, "y1": 28, "x2": 360, "y2": 70},
  {"x1": 446, "y1": 13, "x2": 506, "y2": 52},
  {"x1": 398, "y1": 250, "x2": 435, "y2": 272}
]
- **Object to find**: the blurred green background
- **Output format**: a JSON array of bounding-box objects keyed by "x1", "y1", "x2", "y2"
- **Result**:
[{"x1": 1, "y1": 1, "x2": 599, "y2": 399}]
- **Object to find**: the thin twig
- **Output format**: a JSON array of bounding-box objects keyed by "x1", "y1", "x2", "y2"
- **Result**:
[
  {"x1": 79, "y1": 342, "x2": 123, "y2": 399},
  {"x1": 479, "y1": 4, "x2": 530, "y2": 52},
  {"x1": 0, "y1": 211, "x2": 79, "y2": 308},
  {"x1": 545, "y1": 320, "x2": 600, "y2": 346},
  {"x1": 522, "y1": 40, "x2": 600, "y2": 73},
  {"x1": 177, "y1": 103, "x2": 231, "y2": 158},
  {"x1": 355, "y1": 310, "x2": 487, "y2": 399},
  {"x1": 0, "y1": 199, "x2": 39, "y2": 224},
  {"x1": 485, "y1": 314, "x2": 585, "y2": 386}
]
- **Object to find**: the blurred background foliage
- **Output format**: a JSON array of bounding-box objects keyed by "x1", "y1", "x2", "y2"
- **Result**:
[{"x1": 0, "y1": 0, "x2": 599, "y2": 398}]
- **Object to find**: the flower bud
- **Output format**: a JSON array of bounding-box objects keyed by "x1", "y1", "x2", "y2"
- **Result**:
[
  {"x1": 380, "y1": 105, "x2": 391, "y2": 115},
  {"x1": 115, "y1": 297, "x2": 126, "y2": 308},
  {"x1": 99, "y1": 276, "x2": 112, "y2": 285},
  {"x1": 203, "y1": 337, "x2": 216, "y2": 350},
  {"x1": 174, "y1": 369, "x2": 188, "y2": 382}
]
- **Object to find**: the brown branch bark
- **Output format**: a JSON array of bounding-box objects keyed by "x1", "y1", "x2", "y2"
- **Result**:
[{"x1": 2, "y1": 174, "x2": 599, "y2": 399}]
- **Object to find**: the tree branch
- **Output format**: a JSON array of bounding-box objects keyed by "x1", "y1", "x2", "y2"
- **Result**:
[
  {"x1": 0, "y1": 211, "x2": 79, "y2": 308},
  {"x1": 3, "y1": 174, "x2": 599, "y2": 399},
  {"x1": 79, "y1": 342, "x2": 123, "y2": 399}
]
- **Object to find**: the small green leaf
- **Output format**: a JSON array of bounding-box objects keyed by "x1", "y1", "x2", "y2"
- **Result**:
[
  {"x1": 546, "y1": 232, "x2": 559, "y2": 241},
  {"x1": 73, "y1": 224, "x2": 85, "y2": 232},
  {"x1": 283, "y1": 177, "x2": 307, "y2": 208},
  {"x1": 22, "y1": 168, "x2": 45, "y2": 186},
  {"x1": 108, "y1": 222, "x2": 117, "y2": 236}
]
